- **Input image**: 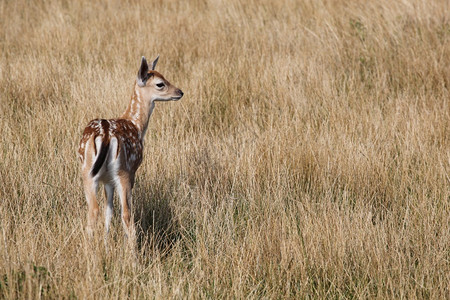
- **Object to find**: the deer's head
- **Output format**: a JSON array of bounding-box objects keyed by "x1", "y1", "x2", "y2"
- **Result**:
[{"x1": 136, "y1": 56, "x2": 183, "y2": 102}]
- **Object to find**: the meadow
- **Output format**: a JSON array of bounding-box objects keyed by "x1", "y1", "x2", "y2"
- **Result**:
[{"x1": 0, "y1": 0, "x2": 449, "y2": 298}]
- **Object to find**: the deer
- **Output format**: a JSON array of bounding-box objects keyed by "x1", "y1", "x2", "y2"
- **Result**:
[{"x1": 78, "y1": 56, "x2": 183, "y2": 242}]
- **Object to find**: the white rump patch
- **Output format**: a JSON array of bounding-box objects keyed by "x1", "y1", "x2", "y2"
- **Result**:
[
  {"x1": 109, "y1": 137, "x2": 119, "y2": 161},
  {"x1": 94, "y1": 136, "x2": 102, "y2": 155}
]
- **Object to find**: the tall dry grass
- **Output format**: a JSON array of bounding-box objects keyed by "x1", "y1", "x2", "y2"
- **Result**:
[{"x1": 0, "y1": 0, "x2": 449, "y2": 298}]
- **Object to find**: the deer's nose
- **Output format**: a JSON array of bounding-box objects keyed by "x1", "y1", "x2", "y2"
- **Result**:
[{"x1": 177, "y1": 89, "x2": 184, "y2": 97}]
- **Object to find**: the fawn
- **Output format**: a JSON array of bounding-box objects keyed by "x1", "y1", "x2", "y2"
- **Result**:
[{"x1": 78, "y1": 56, "x2": 183, "y2": 240}]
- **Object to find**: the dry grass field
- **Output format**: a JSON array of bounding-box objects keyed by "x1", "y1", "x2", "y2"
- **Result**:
[{"x1": 0, "y1": 0, "x2": 449, "y2": 298}]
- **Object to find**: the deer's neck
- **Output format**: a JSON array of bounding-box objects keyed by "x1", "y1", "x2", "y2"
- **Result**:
[{"x1": 121, "y1": 88, "x2": 155, "y2": 140}]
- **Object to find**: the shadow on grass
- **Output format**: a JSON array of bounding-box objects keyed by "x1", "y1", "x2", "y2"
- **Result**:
[{"x1": 132, "y1": 181, "x2": 180, "y2": 257}]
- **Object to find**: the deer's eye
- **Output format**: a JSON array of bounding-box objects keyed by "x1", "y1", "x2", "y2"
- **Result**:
[{"x1": 156, "y1": 82, "x2": 165, "y2": 88}]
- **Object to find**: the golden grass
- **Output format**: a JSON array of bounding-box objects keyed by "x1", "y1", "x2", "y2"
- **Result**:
[{"x1": 0, "y1": 0, "x2": 449, "y2": 298}]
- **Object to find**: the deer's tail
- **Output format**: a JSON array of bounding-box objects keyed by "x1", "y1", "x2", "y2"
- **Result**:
[
  {"x1": 90, "y1": 120, "x2": 111, "y2": 177},
  {"x1": 91, "y1": 141, "x2": 110, "y2": 177}
]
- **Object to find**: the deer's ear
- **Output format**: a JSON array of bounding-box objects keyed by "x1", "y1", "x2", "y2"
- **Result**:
[
  {"x1": 137, "y1": 56, "x2": 149, "y2": 87},
  {"x1": 150, "y1": 55, "x2": 159, "y2": 70}
]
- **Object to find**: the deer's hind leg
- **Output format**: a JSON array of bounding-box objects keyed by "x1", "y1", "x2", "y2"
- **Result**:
[
  {"x1": 104, "y1": 183, "x2": 114, "y2": 237},
  {"x1": 81, "y1": 137, "x2": 100, "y2": 237},
  {"x1": 83, "y1": 175, "x2": 99, "y2": 237},
  {"x1": 117, "y1": 172, "x2": 136, "y2": 242}
]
